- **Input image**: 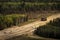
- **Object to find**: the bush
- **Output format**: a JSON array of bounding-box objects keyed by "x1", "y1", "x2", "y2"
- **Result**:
[
  {"x1": 0, "y1": 14, "x2": 28, "y2": 30},
  {"x1": 34, "y1": 18, "x2": 60, "y2": 39},
  {"x1": 48, "y1": 18, "x2": 60, "y2": 27}
]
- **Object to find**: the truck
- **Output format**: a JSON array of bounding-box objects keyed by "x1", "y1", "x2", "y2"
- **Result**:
[{"x1": 41, "y1": 17, "x2": 47, "y2": 21}]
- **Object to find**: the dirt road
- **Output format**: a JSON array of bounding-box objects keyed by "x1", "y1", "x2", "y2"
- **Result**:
[{"x1": 0, "y1": 13, "x2": 60, "y2": 40}]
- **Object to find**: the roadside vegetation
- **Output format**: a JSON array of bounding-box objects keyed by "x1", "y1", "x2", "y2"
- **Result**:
[
  {"x1": 0, "y1": 14, "x2": 28, "y2": 30},
  {"x1": 34, "y1": 18, "x2": 60, "y2": 39}
]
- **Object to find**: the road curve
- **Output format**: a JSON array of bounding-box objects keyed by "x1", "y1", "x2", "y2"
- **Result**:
[{"x1": 0, "y1": 14, "x2": 60, "y2": 40}]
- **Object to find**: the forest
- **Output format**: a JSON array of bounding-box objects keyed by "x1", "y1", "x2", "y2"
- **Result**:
[{"x1": 0, "y1": 0, "x2": 60, "y2": 14}]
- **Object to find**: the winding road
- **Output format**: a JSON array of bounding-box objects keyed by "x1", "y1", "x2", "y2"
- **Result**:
[{"x1": 0, "y1": 13, "x2": 60, "y2": 40}]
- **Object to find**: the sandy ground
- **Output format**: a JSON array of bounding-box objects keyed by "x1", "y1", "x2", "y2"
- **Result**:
[{"x1": 0, "y1": 13, "x2": 60, "y2": 40}]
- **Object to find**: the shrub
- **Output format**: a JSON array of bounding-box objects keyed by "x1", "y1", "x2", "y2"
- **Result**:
[
  {"x1": 0, "y1": 14, "x2": 28, "y2": 30},
  {"x1": 48, "y1": 18, "x2": 60, "y2": 27},
  {"x1": 34, "y1": 18, "x2": 60, "y2": 39}
]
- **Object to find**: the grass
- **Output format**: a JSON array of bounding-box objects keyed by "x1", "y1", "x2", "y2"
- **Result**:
[
  {"x1": 5, "y1": 14, "x2": 26, "y2": 17},
  {"x1": 0, "y1": 14, "x2": 27, "y2": 30},
  {"x1": 18, "y1": 18, "x2": 38, "y2": 27}
]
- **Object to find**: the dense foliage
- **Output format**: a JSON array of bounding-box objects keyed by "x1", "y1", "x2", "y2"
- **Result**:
[
  {"x1": 0, "y1": 14, "x2": 28, "y2": 30},
  {"x1": 34, "y1": 18, "x2": 60, "y2": 39},
  {"x1": 0, "y1": 2, "x2": 60, "y2": 14}
]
